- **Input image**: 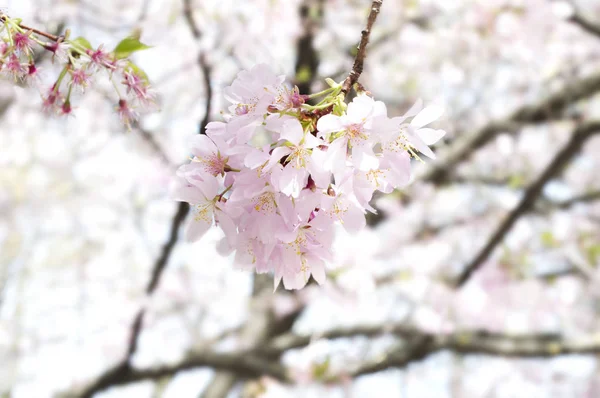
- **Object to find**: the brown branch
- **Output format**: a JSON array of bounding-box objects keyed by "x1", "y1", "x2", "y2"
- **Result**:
[
  {"x1": 294, "y1": 0, "x2": 324, "y2": 95},
  {"x1": 182, "y1": 0, "x2": 202, "y2": 39},
  {"x1": 258, "y1": 323, "x2": 418, "y2": 357},
  {"x1": 553, "y1": 190, "x2": 600, "y2": 209},
  {"x1": 348, "y1": 330, "x2": 600, "y2": 379},
  {"x1": 0, "y1": 14, "x2": 63, "y2": 42},
  {"x1": 63, "y1": 324, "x2": 600, "y2": 392},
  {"x1": 61, "y1": 351, "x2": 290, "y2": 397},
  {"x1": 75, "y1": 3, "x2": 215, "y2": 394},
  {"x1": 340, "y1": 0, "x2": 384, "y2": 95},
  {"x1": 423, "y1": 72, "x2": 600, "y2": 185},
  {"x1": 146, "y1": 201, "x2": 190, "y2": 293},
  {"x1": 454, "y1": 121, "x2": 600, "y2": 287},
  {"x1": 568, "y1": 7, "x2": 600, "y2": 39}
]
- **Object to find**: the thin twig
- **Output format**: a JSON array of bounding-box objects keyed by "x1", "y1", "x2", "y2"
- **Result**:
[
  {"x1": 566, "y1": 1, "x2": 600, "y2": 39},
  {"x1": 422, "y1": 72, "x2": 600, "y2": 185},
  {"x1": 61, "y1": 324, "x2": 600, "y2": 392},
  {"x1": 182, "y1": 0, "x2": 202, "y2": 39},
  {"x1": 454, "y1": 121, "x2": 600, "y2": 287},
  {"x1": 340, "y1": 0, "x2": 383, "y2": 95},
  {"x1": 0, "y1": 14, "x2": 63, "y2": 41}
]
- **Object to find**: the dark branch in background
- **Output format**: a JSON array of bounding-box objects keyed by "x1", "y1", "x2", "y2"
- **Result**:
[
  {"x1": 134, "y1": 125, "x2": 172, "y2": 166},
  {"x1": 553, "y1": 190, "x2": 600, "y2": 209},
  {"x1": 294, "y1": 0, "x2": 323, "y2": 95},
  {"x1": 567, "y1": 2, "x2": 600, "y2": 39},
  {"x1": 340, "y1": 0, "x2": 383, "y2": 95},
  {"x1": 183, "y1": 0, "x2": 202, "y2": 39},
  {"x1": 454, "y1": 121, "x2": 600, "y2": 287},
  {"x1": 146, "y1": 202, "x2": 190, "y2": 293},
  {"x1": 0, "y1": 13, "x2": 63, "y2": 42},
  {"x1": 423, "y1": 72, "x2": 600, "y2": 185},
  {"x1": 61, "y1": 323, "x2": 600, "y2": 390},
  {"x1": 73, "y1": 3, "x2": 215, "y2": 396},
  {"x1": 201, "y1": 2, "x2": 326, "y2": 396}
]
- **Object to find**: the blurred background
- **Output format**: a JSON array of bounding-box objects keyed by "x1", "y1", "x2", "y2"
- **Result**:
[{"x1": 2, "y1": 0, "x2": 600, "y2": 397}]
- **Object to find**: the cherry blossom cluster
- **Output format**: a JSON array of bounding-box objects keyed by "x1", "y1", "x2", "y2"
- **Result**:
[
  {"x1": 173, "y1": 64, "x2": 445, "y2": 290},
  {"x1": 0, "y1": 12, "x2": 153, "y2": 127}
]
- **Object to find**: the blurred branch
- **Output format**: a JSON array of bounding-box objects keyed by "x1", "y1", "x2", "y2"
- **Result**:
[
  {"x1": 294, "y1": 0, "x2": 324, "y2": 95},
  {"x1": 552, "y1": 190, "x2": 600, "y2": 209},
  {"x1": 454, "y1": 121, "x2": 600, "y2": 287},
  {"x1": 133, "y1": 124, "x2": 173, "y2": 166},
  {"x1": 347, "y1": 329, "x2": 600, "y2": 379},
  {"x1": 341, "y1": 0, "x2": 384, "y2": 95},
  {"x1": 73, "y1": 2, "x2": 216, "y2": 395},
  {"x1": 62, "y1": 351, "x2": 290, "y2": 396},
  {"x1": 568, "y1": 5, "x2": 600, "y2": 38},
  {"x1": 146, "y1": 202, "x2": 190, "y2": 293},
  {"x1": 423, "y1": 72, "x2": 600, "y2": 185},
  {"x1": 183, "y1": 0, "x2": 202, "y2": 39},
  {"x1": 63, "y1": 323, "x2": 600, "y2": 391}
]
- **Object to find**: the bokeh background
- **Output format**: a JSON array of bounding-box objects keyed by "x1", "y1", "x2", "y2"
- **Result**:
[{"x1": 2, "y1": 0, "x2": 600, "y2": 397}]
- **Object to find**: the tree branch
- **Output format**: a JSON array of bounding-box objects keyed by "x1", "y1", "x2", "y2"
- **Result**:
[
  {"x1": 62, "y1": 323, "x2": 600, "y2": 392},
  {"x1": 340, "y1": 0, "x2": 384, "y2": 95},
  {"x1": 454, "y1": 121, "x2": 600, "y2": 287},
  {"x1": 568, "y1": 5, "x2": 600, "y2": 39},
  {"x1": 182, "y1": 0, "x2": 202, "y2": 39},
  {"x1": 423, "y1": 72, "x2": 600, "y2": 185}
]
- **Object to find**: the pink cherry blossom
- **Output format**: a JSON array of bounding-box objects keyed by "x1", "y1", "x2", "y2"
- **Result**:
[{"x1": 173, "y1": 64, "x2": 446, "y2": 289}]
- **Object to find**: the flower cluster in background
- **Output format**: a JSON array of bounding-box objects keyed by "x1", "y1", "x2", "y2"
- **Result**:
[
  {"x1": 0, "y1": 11, "x2": 154, "y2": 127},
  {"x1": 173, "y1": 64, "x2": 445, "y2": 290}
]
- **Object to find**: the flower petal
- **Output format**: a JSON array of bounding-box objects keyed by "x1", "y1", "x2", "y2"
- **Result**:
[
  {"x1": 316, "y1": 114, "x2": 343, "y2": 135},
  {"x1": 411, "y1": 104, "x2": 444, "y2": 128},
  {"x1": 416, "y1": 128, "x2": 446, "y2": 145}
]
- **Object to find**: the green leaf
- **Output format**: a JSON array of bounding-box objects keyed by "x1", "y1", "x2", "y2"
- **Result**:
[
  {"x1": 70, "y1": 36, "x2": 93, "y2": 50},
  {"x1": 125, "y1": 61, "x2": 150, "y2": 84},
  {"x1": 312, "y1": 357, "x2": 330, "y2": 380},
  {"x1": 113, "y1": 36, "x2": 151, "y2": 59},
  {"x1": 296, "y1": 65, "x2": 312, "y2": 84},
  {"x1": 508, "y1": 174, "x2": 525, "y2": 189},
  {"x1": 586, "y1": 244, "x2": 600, "y2": 266},
  {"x1": 540, "y1": 231, "x2": 557, "y2": 248}
]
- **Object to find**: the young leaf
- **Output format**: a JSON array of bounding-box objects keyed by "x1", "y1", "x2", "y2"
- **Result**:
[
  {"x1": 70, "y1": 36, "x2": 93, "y2": 50},
  {"x1": 113, "y1": 36, "x2": 151, "y2": 59},
  {"x1": 125, "y1": 61, "x2": 150, "y2": 83}
]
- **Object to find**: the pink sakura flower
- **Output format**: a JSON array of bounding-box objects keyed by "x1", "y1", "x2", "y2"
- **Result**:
[
  {"x1": 263, "y1": 118, "x2": 325, "y2": 198},
  {"x1": 60, "y1": 100, "x2": 73, "y2": 116},
  {"x1": 13, "y1": 31, "x2": 32, "y2": 54},
  {"x1": 87, "y1": 45, "x2": 113, "y2": 69},
  {"x1": 122, "y1": 69, "x2": 155, "y2": 105},
  {"x1": 223, "y1": 63, "x2": 284, "y2": 135},
  {"x1": 317, "y1": 94, "x2": 386, "y2": 181},
  {"x1": 187, "y1": 134, "x2": 235, "y2": 176},
  {"x1": 70, "y1": 68, "x2": 91, "y2": 91},
  {"x1": 172, "y1": 64, "x2": 446, "y2": 290},
  {"x1": 319, "y1": 184, "x2": 366, "y2": 234},
  {"x1": 117, "y1": 99, "x2": 138, "y2": 128},
  {"x1": 378, "y1": 99, "x2": 446, "y2": 160},
  {"x1": 3, "y1": 53, "x2": 25, "y2": 79},
  {"x1": 269, "y1": 85, "x2": 308, "y2": 111},
  {"x1": 44, "y1": 41, "x2": 70, "y2": 62},
  {"x1": 42, "y1": 85, "x2": 61, "y2": 113},
  {"x1": 172, "y1": 169, "x2": 223, "y2": 241}
]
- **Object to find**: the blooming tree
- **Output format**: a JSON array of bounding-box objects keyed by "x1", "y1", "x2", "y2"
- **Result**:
[{"x1": 2, "y1": 0, "x2": 600, "y2": 397}]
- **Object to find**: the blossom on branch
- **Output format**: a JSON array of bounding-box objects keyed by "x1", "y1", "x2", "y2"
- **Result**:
[
  {"x1": 174, "y1": 64, "x2": 446, "y2": 290},
  {"x1": 0, "y1": 12, "x2": 155, "y2": 127}
]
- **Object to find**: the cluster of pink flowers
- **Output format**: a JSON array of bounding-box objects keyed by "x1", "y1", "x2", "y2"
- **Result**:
[
  {"x1": 0, "y1": 12, "x2": 153, "y2": 126},
  {"x1": 173, "y1": 64, "x2": 445, "y2": 290}
]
